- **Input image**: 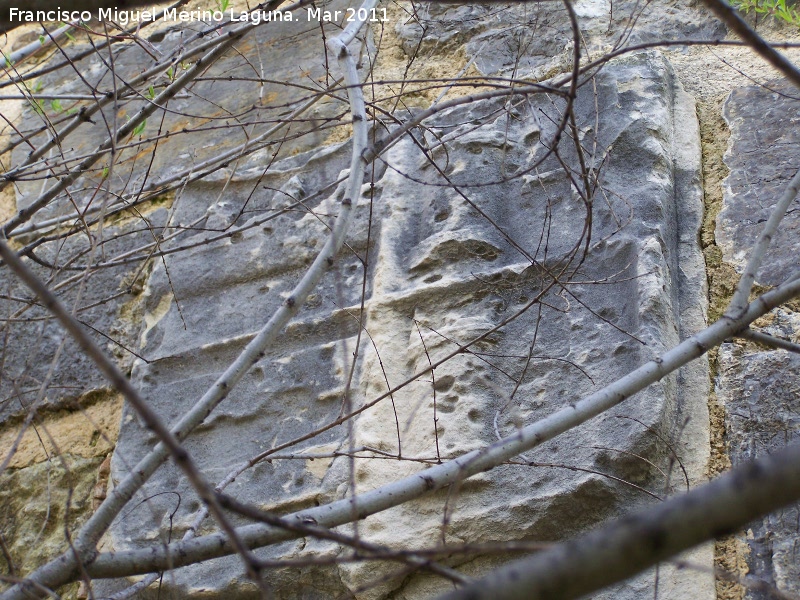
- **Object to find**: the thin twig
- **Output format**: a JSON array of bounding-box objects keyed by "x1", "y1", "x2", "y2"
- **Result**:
[{"x1": 737, "y1": 328, "x2": 800, "y2": 354}]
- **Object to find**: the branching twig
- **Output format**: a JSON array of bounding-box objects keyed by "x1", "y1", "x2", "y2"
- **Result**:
[
  {"x1": 737, "y1": 327, "x2": 800, "y2": 354},
  {"x1": 700, "y1": 0, "x2": 800, "y2": 89}
]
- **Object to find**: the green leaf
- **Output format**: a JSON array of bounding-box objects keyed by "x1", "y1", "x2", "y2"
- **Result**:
[
  {"x1": 731, "y1": 0, "x2": 800, "y2": 24},
  {"x1": 61, "y1": 24, "x2": 76, "y2": 41},
  {"x1": 29, "y1": 98, "x2": 44, "y2": 115},
  {"x1": 50, "y1": 99, "x2": 63, "y2": 113},
  {"x1": 38, "y1": 35, "x2": 45, "y2": 45},
  {"x1": 132, "y1": 119, "x2": 147, "y2": 137},
  {"x1": 147, "y1": 85, "x2": 156, "y2": 99},
  {"x1": 101, "y1": 167, "x2": 109, "y2": 179}
]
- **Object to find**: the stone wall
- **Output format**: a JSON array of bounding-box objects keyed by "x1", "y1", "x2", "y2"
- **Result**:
[{"x1": 0, "y1": 1, "x2": 799, "y2": 598}]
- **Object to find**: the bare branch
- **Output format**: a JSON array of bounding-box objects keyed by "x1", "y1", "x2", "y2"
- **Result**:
[
  {"x1": 737, "y1": 328, "x2": 800, "y2": 354},
  {"x1": 726, "y1": 167, "x2": 800, "y2": 317},
  {"x1": 436, "y1": 439, "x2": 800, "y2": 600},
  {"x1": 700, "y1": 0, "x2": 800, "y2": 89}
]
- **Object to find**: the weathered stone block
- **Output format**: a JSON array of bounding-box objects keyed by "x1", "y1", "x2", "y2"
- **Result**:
[
  {"x1": 717, "y1": 78, "x2": 800, "y2": 600},
  {"x1": 106, "y1": 50, "x2": 711, "y2": 599}
]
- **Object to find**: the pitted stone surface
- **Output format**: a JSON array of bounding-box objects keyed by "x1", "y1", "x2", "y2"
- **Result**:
[
  {"x1": 5, "y1": 1, "x2": 800, "y2": 597},
  {"x1": 105, "y1": 50, "x2": 711, "y2": 599},
  {"x1": 718, "y1": 80, "x2": 800, "y2": 286}
]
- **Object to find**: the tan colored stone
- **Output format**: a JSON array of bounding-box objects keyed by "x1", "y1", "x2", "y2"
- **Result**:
[
  {"x1": 0, "y1": 392, "x2": 122, "y2": 469},
  {"x1": 0, "y1": 455, "x2": 103, "y2": 600}
]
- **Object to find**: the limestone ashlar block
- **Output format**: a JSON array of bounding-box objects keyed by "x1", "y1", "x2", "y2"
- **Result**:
[{"x1": 107, "y1": 51, "x2": 710, "y2": 599}]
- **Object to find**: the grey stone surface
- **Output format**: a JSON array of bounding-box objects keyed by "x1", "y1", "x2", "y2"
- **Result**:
[
  {"x1": 5, "y1": 0, "x2": 800, "y2": 597},
  {"x1": 10, "y1": 0, "x2": 353, "y2": 220},
  {"x1": 0, "y1": 0, "x2": 735, "y2": 596},
  {"x1": 718, "y1": 80, "x2": 800, "y2": 286},
  {"x1": 0, "y1": 211, "x2": 168, "y2": 422},
  {"x1": 1, "y1": 0, "x2": 354, "y2": 421},
  {"x1": 719, "y1": 333, "x2": 800, "y2": 599},
  {"x1": 105, "y1": 50, "x2": 712, "y2": 598},
  {"x1": 394, "y1": 0, "x2": 724, "y2": 81},
  {"x1": 718, "y1": 78, "x2": 800, "y2": 600}
]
